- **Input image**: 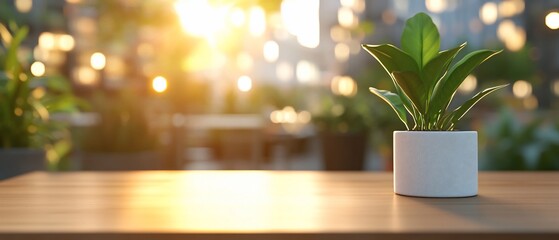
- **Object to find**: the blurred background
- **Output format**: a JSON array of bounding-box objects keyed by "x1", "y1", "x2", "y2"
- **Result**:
[{"x1": 1, "y1": 0, "x2": 559, "y2": 177}]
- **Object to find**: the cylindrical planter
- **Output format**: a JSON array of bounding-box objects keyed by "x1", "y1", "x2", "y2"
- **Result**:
[{"x1": 393, "y1": 131, "x2": 477, "y2": 197}]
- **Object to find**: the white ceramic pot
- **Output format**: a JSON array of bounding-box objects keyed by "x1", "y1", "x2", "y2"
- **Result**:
[{"x1": 393, "y1": 131, "x2": 477, "y2": 198}]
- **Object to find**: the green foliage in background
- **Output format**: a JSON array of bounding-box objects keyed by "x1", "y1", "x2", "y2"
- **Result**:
[
  {"x1": 81, "y1": 90, "x2": 157, "y2": 153},
  {"x1": 312, "y1": 95, "x2": 373, "y2": 134},
  {"x1": 476, "y1": 44, "x2": 537, "y2": 82},
  {"x1": 481, "y1": 109, "x2": 559, "y2": 170},
  {"x1": 312, "y1": 76, "x2": 374, "y2": 134},
  {"x1": 0, "y1": 23, "x2": 83, "y2": 169},
  {"x1": 362, "y1": 12, "x2": 507, "y2": 131}
]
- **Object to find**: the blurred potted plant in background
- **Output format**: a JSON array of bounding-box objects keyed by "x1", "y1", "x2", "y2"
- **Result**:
[
  {"x1": 0, "y1": 23, "x2": 82, "y2": 179},
  {"x1": 79, "y1": 89, "x2": 160, "y2": 170},
  {"x1": 481, "y1": 108, "x2": 559, "y2": 170},
  {"x1": 312, "y1": 78, "x2": 373, "y2": 170}
]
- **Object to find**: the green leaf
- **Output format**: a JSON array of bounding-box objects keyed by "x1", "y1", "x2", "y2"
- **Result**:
[
  {"x1": 361, "y1": 44, "x2": 418, "y2": 117},
  {"x1": 0, "y1": 23, "x2": 12, "y2": 46},
  {"x1": 361, "y1": 44, "x2": 418, "y2": 74},
  {"x1": 431, "y1": 49, "x2": 501, "y2": 113},
  {"x1": 401, "y1": 12, "x2": 440, "y2": 68},
  {"x1": 392, "y1": 71, "x2": 425, "y2": 113},
  {"x1": 30, "y1": 100, "x2": 50, "y2": 121},
  {"x1": 423, "y1": 42, "x2": 466, "y2": 96},
  {"x1": 369, "y1": 87, "x2": 409, "y2": 130},
  {"x1": 5, "y1": 26, "x2": 28, "y2": 74},
  {"x1": 447, "y1": 84, "x2": 509, "y2": 126}
]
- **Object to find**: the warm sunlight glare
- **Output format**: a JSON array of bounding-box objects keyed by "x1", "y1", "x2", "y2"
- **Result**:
[
  {"x1": 281, "y1": 0, "x2": 320, "y2": 48},
  {"x1": 237, "y1": 52, "x2": 254, "y2": 72},
  {"x1": 230, "y1": 8, "x2": 245, "y2": 27},
  {"x1": 249, "y1": 6, "x2": 266, "y2": 37},
  {"x1": 152, "y1": 76, "x2": 168, "y2": 93},
  {"x1": 175, "y1": 0, "x2": 227, "y2": 40}
]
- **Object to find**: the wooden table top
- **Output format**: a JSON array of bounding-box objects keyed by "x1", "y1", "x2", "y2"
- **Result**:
[{"x1": 1, "y1": 171, "x2": 559, "y2": 240}]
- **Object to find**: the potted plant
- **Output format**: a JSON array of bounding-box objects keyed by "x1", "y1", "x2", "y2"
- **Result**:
[
  {"x1": 1, "y1": 24, "x2": 82, "y2": 179},
  {"x1": 79, "y1": 90, "x2": 161, "y2": 170},
  {"x1": 313, "y1": 92, "x2": 373, "y2": 171},
  {"x1": 362, "y1": 13, "x2": 507, "y2": 197}
]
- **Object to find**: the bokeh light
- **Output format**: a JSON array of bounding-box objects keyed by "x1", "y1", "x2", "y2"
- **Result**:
[
  {"x1": 545, "y1": 11, "x2": 559, "y2": 30},
  {"x1": 90, "y1": 52, "x2": 106, "y2": 70},
  {"x1": 237, "y1": 52, "x2": 254, "y2": 72},
  {"x1": 74, "y1": 66, "x2": 98, "y2": 85},
  {"x1": 335, "y1": 43, "x2": 350, "y2": 62},
  {"x1": 152, "y1": 76, "x2": 168, "y2": 93},
  {"x1": 458, "y1": 75, "x2": 478, "y2": 94},
  {"x1": 281, "y1": 0, "x2": 320, "y2": 48},
  {"x1": 296, "y1": 60, "x2": 319, "y2": 83},
  {"x1": 523, "y1": 95, "x2": 538, "y2": 110},
  {"x1": 553, "y1": 80, "x2": 559, "y2": 96},
  {"x1": 175, "y1": 0, "x2": 228, "y2": 41},
  {"x1": 297, "y1": 111, "x2": 311, "y2": 124},
  {"x1": 338, "y1": 7, "x2": 356, "y2": 28},
  {"x1": 230, "y1": 8, "x2": 245, "y2": 27},
  {"x1": 263, "y1": 41, "x2": 279, "y2": 62},
  {"x1": 237, "y1": 75, "x2": 252, "y2": 92},
  {"x1": 38, "y1": 32, "x2": 55, "y2": 50},
  {"x1": 331, "y1": 76, "x2": 357, "y2": 97},
  {"x1": 249, "y1": 6, "x2": 266, "y2": 37},
  {"x1": 30, "y1": 61, "x2": 45, "y2": 77},
  {"x1": 480, "y1": 2, "x2": 498, "y2": 25},
  {"x1": 276, "y1": 61, "x2": 293, "y2": 82},
  {"x1": 58, "y1": 34, "x2": 75, "y2": 51},
  {"x1": 512, "y1": 80, "x2": 532, "y2": 98},
  {"x1": 426, "y1": 0, "x2": 447, "y2": 13},
  {"x1": 15, "y1": 0, "x2": 32, "y2": 13}
]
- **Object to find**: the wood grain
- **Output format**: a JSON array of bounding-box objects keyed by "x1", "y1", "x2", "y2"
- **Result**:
[{"x1": 1, "y1": 171, "x2": 559, "y2": 240}]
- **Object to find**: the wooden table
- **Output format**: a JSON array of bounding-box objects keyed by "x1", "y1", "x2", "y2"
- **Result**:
[{"x1": 1, "y1": 171, "x2": 559, "y2": 240}]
